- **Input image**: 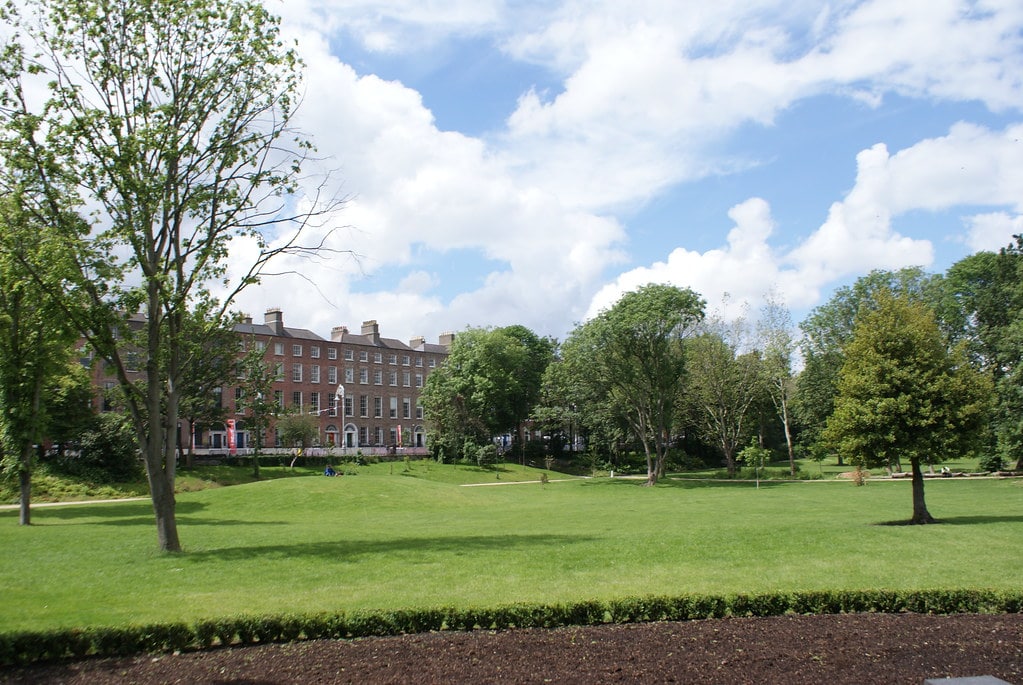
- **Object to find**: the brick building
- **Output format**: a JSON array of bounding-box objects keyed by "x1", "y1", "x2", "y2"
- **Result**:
[{"x1": 90, "y1": 309, "x2": 452, "y2": 457}]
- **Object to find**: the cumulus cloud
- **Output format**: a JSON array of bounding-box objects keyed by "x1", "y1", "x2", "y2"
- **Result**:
[{"x1": 225, "y1": 1, "x2": 1023, "y2": 342}]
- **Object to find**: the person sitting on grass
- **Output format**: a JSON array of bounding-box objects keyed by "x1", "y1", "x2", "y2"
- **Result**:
[{"x1": 324, "y1": 464, "x2": 337, "y2": 477}]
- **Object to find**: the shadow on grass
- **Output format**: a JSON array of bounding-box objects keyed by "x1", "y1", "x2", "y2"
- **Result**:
[
  {"x1": 875, "y1": 515, "x2": 1023, "y2": 526},
  {"x1": 182, "y1": 533, "x2": 595, "y2": 564},
  {"x1": 20, "y1": 501, "x2": 285, "y2": 528}
]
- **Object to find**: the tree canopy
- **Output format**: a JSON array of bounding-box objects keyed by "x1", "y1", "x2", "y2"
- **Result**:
[
  {"x1": 822, "y1": 292, "x2": 992, "y2": 523},
  {"x1": 0, "y1": 0, "x2": 337, "y2": 551}
]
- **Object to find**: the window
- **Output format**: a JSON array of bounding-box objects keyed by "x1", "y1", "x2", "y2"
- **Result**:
[
  {"x1": 255, "y1": 340, "x2": 266, "y2": 352},
  {"x1": 402, "y1": 371, "x2": 411, "y2": 387},
  {"x1": 212, "y1": 386, "x2": 223, "y2": 409},
  {"x1": 310, "y1": 392, "x2": 320, "y2": 414},
  {"x1": 345, "y1": 367, "x2": 354, "y2": 383},
  {"x1": 388, "y1": 354, "x2": 397, "y2": 365},
  {"x1": 429, "y1": 358, "x2": 436, "y2": 367},
  {"x1": 389, "y1": 396, "x2": 398, "y2": 419},
  {"x1": 235, "y1": 387, "x2": 244, "y2": 414},
  {"x1": 415, "y1": 374, "x2": 423, "y2": 388},
  {"x1": 274, "y1": 342, "x2": 284, "y2": 355},
  {"x1": 310, "y1": 365, "x2": 320, "y2": 383},
  {"x1": 328, "y1": 347, "x2": 338, "y2": 360},
  {"x1": 292, "y1": 344, "x2": 302, "y2": 357},
  {"x1": 101, "y1": 381, "x2": 116, "y2": 411},
  {"x1": 328, "y1": 366, "x2": 338, "y2": 384},
  {"x1": 274, "y1": 362, "x2": 284, "y2": 381},
  {"x1": 359, "y1": 395, "x2": 368, "y2": 417},
  {"x1": 359, "y1": 426, "x2": 368, "y2": 446},
  {"x1": 374, "y1": 396, "x2": 383, "y2": 418},
  {"x1": 416, "y1": 403, "x2": 424, "y2": 420},
  {"x1": 389, "y1": 428, "x2": 397, "y2": 446},
  {"x1": 274, "y1": 390, "x2": 284, "y2": 409},
  {"x1": 292, "y1": 391, "x2": 302, "y2": 409},
  {"x1": 345, "y1": 396, "x2": 353, "y2": 417},
  {"x1": 359, "y1": 368, "x2": 368, "y2": 384},
  {"x1": 292, "y1": 363, "x2": 303, "y2": 383},
  {"x1": 374, "y1": 352, "x2": 382, "y2": 363},
  {"x1": 402, "y1": 397, "x2": 411, "y2": 419},
  {"x1": 373, "y1": 370, "x2": 383, "y2": 385},
  {"x1": 359, "y1": 351, "x2": 368, "y2": 362},
  {"x1": 416, "y1": 356, "x2": 423, "y2": 367},
  {"x1": 310, "y1": 346, "x2": 320, "y2": 359},
  {"x1": 344, "y1": 349, "x2": 354, "y2": 361},
  {"x1": 402, "y1": 355, "x2": 411, "y2": 366},
  {"x1": 389, "y1": 371, "x2": 397, "y2": 386},
  {"x1": 327, "y1": 394, "x2": 337, "y2": 417}
]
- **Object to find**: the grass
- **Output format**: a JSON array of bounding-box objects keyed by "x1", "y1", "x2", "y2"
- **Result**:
[{"x1": 1, "y1": 462, "x2": 1020, "y2": 633}]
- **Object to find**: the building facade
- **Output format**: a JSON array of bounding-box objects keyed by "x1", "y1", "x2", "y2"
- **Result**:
[{"x1": 90, "y1": 309, "x2": 452, "y2": 457}]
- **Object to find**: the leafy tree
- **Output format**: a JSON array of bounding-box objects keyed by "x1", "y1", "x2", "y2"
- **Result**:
[
  {"x1": 0, "y1": 194, "x2": 79, "y2": 525},
  {"x1": 421, "y1": 326, "x2": 551, "y2": 461},
  {"x1": 944, "y1": 238, "x2": 1023, "y2": 468},
  {"x1": 275, "y1": 412, "x2": 319, "y2": 452},
  {"x1": 236, "y1": 337, "x2": 277, "y2": 478},
  {"x1": 561, "y1": 284, "x2": 705, "y2": 485},
  {"x1": 796, "y1": 267, "x2": 945, "y2": 462},
  {"x1": 757, "y1": 294, "x2": 798, "y2": 475},
  {"x1": 0, "y1": 0, "x2": 338, "y2": 551},
  {"x1": 177, "y1": 308, "x2": 242, "y2": 468},
  {"x1": 57, "y1": 413, "x2": 140, "y2": 482},
  {"x1": 686, "y1": 314, "x2": 764, "y2": 478},
  {"x1": 822, "y1": 293, "x2": 992, "y2": 524}
]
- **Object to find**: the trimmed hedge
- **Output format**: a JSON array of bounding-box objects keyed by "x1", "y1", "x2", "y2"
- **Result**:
[{"x1": 2, "y1": 588, "x2": 1020, "y2": 667}]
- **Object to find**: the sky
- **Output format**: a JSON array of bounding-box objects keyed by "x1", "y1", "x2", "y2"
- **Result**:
[{"x1": 222, "y1": 0, "x2": 1023, "y2": 346}]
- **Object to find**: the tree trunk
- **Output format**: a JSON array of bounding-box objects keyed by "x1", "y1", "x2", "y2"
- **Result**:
[
  {"x1": 18, "y1": 463, "x2": 31, "y2": 526},
  {"x1": 148, "y1": 465, "x2": 181, "y2": 552},
  {"x1": 781, "y1": 398, "x2": 796, "y2": 476},
  {"x1": 909, "y1": 458, "x2": 936, "y2": 524}
]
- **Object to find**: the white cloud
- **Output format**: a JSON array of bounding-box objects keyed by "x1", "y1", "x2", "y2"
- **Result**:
[{"x1": 964, "y1": 213, "x2": 1023, "y2": 252}]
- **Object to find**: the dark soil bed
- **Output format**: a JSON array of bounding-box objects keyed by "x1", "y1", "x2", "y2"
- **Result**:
[{"x1": 3, "y1": 613, "x2": 1020, "y2": 684}]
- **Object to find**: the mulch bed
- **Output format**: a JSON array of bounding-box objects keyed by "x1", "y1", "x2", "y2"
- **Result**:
[{"x1": 2, "y1": 613, "x2": 1021, "y2": 684}]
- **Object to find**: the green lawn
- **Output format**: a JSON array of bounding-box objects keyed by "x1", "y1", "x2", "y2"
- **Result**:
[{"x1": 1, "y1": 463, "x2": 1020, "y2": 632}]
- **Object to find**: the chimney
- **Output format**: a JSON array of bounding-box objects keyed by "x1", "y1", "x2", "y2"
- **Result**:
[
  {"x1": 331, "y1": 325, "x2": 349, "y2": 342},
  {"x1": 438, "y1": 332, "x2": 455, "y2": 348},
  {"x1": 264, "y1": 308, "x2": 284, "y2": 335},
  {"x1": 242, "y1": 315, "x2": 252, "y2": 325},
  {"x1": 361, "y1": 320, "x2": 380, "y2": 344},
  {"x1": 409, "y1": 336, "x2": 425, "y2": 349}
]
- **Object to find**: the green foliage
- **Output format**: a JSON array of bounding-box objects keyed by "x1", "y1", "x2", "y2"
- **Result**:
[
  {"x1": 560, "y1": 283, "x2": 705, "y2": 484},
  {"x1": 2, "y1": 589, "x2": 1020, "y2": 666},
  {"x1": 55, "y1": 413, "x2": 141, "y2": 482}
]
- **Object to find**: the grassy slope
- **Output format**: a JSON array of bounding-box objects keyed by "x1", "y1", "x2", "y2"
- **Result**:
[{"x1": 1, "y1": 462, "x2": 1019, "y2": 632}]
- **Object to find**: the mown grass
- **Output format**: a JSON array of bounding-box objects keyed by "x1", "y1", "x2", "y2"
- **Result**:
[{"x1": 0, "y1": 464, "x2": 1019, "y2": 633}]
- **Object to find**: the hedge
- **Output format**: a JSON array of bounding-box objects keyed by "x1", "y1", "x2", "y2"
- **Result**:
[{"x1": 1, "y1": 588, "x2": 1020, "y2": 667}]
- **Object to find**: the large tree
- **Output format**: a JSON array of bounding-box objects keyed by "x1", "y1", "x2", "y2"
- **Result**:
[
  {"x1": 796, "y1": 267, "x2": 945, "y2": 460},
  {"x1": 0, "y1": 194, "x2": 79, "y2": 525},
  {"x1": 686, "y1": 313, "x2": 765, "y2": 478},
  {"x1": 0, "y1": 0, "x2": 337, "y2": 551},
  {"x1": 421, "y1": 326, "x2": 552, "y2": 461},
  {"x1": 561, "y1": 283, "x2": 705, "y2": 485},
  {"x1": 944, "y1": 238, "x2": 1023, "y2": 468},
  {"x1": 822, "y1": 292, "x2": 991, "y2": 524},
  {"x1": 757, "y1": 294, "x2": 798, "y2": 475}
]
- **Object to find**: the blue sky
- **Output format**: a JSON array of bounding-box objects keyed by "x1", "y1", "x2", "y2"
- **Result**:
[{"x1": 227, "y1": 1, "x2": 1023, "y2": 345}]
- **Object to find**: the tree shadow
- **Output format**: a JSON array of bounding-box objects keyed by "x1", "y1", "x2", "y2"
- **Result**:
[
  {"x1": 582, "y1": 477, "x2": 791, "y2": 490},
  {"x1": 19, "y1": 501, "x2": 285, "y2": 528},
  {"x1": 875, "y1": 515, "x2": 1023, "y2": 526},
  {"x1": 182, "y1": 533, "x2": 595, "y2": 564}
]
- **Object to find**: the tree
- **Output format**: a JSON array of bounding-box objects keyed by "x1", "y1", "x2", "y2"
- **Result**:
[
  {"x1": 177, "y1": 308, "x2": 243, "y2": 469},
  {"x1": 0, "y1": 0, "x2": 338, "y2": 551},
  {"x1": 686, "y1": 312, "x2": 764, "y2": 478},
  {"x1": 757, "y1": 294, "x2": 798, "y2": 475},
  {"x1": 944, "y1": 238, "x2": 1023, "y2": 469},
  {"x1": 796, "y1": 267, "x2": 945, "y2": 462},
  {"x1": 0, "y1": 194, "x2": 79, "y2": 525},
  {"x1": 421, "y1": 326, "x2": 551, "y2": 461},
  {"x1": 236, "y1": 337, "x2": 277, "y2": 479},
  {"x1": 822, "y1": 293, "x2": 992, "y2": 524},
  {"x1": 561, "y1": 284, "x2": 705, "y2": 485}
]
